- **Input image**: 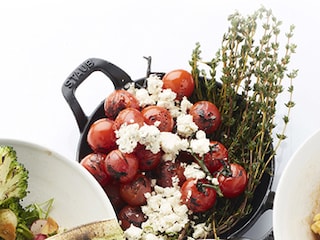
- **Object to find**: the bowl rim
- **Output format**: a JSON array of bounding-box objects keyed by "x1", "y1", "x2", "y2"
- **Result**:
[
  {"x1": 0, "y1": 137, "x2": 117, "y2": 220},
  {"x1": 273, "y1": 128, "x2": 320, "y2": 238}
]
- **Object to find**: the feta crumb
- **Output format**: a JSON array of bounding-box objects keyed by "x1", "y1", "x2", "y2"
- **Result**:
[
  {"x1": 192, "y1": 222, "x2": 212, "y2": 239},
  {"x1": 124, "y1": 224, "x2": 143, "y2": 240},
  {"x1": 159, "y1": 132, "x2": 189, "y2": 160},
  {"x1": 156, "y1": 89, "x2": 177, "y2": 112},
  {"x1": 138, "y1": 124, "x2": 161, "y2": 154},
  {"x1": 135, "y1": 88, "x2": 155, "y2": 107},
  {"x1": 189, "y1": 130, "x2": 210, "y2": 156},
  {"x1": 141, "y1": 184, "x2": 189, "y2": 235},
  {"x1": 125, "y1": 82, "x2": 136, "y2": 95},
  {"x1": 147, "y1": 74, "x2": 163, "y2": 96},
  {"x1": 208, "y1": 176, "x2": 219, "y2": 185},
  {"x1": 115, "y1": 123, "x2": 140, "y2": 153},
  {"x1": 184, "y1": 162, "x2": 206, "y2": 179},
  {"x1": 195, "y1": 130, "x2": 207, "y2": 139},
  {"x1": 180, "y1": 96, "x2": 193, "y2": 114},
  {"x1": 176, "y1": 114, "x2": 198, "y2": 137}
]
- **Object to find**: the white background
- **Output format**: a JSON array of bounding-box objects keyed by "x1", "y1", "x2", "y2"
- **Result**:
[{"x1": 0, "y1": 0, "x2": 319, "y2": 238}]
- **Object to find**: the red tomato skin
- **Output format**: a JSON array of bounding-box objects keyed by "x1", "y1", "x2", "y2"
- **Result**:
[
  {"x1": 204, "y1": 141, "x2": 228, "y2": 174},
  {"x1": 176, "y1": 151, "x2": 196, "y2": 164},
  {"x1": 80, "y1": 153, "x2": 111, "y2": 186},
  {"x1": 114, "y1": 108, "x2": 145, "y2": 129},
  {"x1": 87, "y1": 118, "x2": 117, "y2": 153},
  {"x1": 118, "y1": 205, "x2": 147, "y2": 230},
  {"x1": 162, "y1": 69, "x2": 195, "y2": 100},
  {"x1": 134, "y1": 144, "x2": 162, "y2": 171},
  {"x1": 189, "y1": 101, "x2": 221, "y2": 134},
  {"x1": 120, "y1": 174, "x2": 152, "y2": 206},
  {"x1": 218, "y1": 163, "x2": 248, "y2": 198},
  {"x1": 104, "y1": 149, "x2": 139, "y2": 183},
  {"x1": 180, "y1": 178, "x2": 217, "y2": 213},
  {"x1": 103, "y1": 181, "x2": 126, "y2": 213},
  {"x1": 155, "y1": 160, "x2": 186, "y2": 187},
  {"x1": 104, "y1": 89, "x2": 140, "y2": 120},
  {"x1": 141, "y1": 105, "x2": 174, "y2": 132}
]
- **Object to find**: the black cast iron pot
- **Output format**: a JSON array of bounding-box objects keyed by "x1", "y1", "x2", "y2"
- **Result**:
[{"x1": 62, "y1": 58, "x2": 274, "y2": 239}]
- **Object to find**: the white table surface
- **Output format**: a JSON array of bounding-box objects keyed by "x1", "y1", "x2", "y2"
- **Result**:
[{"x1": 0, "y1": 0, "x2": 318, "y2": 238}]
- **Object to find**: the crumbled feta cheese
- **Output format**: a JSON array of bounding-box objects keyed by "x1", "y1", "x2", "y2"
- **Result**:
[
  {"x1": 138, "y1": 124, "x2": 161, "y2": 154},
  {"x1": 141, "y1": 184, "x2": 189, "y2": 235},
  {"x1": 147, "y1": 75, "x2": 163, "y2": 96},
  {"x1": 191, "y1": 222, "x2": 212, "y2": 239},
  {"x1": 125, "y1": 82, "x2": 136, "y2": 95},
  {"x1": 189, "y1": 130, "x2": 210, "y2": 156},
  {"x1": 184, "y1": 162, "x2": 206, "y2": 179},
  {"x1": 180, "y1": 96, "x2": 193, "y2": 114},
  {"x1": 176, "y1": 114, "x2": 198, "y2": 137},
  {"x1": 207, "y1": 175, "x2": 219, "y2": 185},
  {"x1": 195, "y1": 130, "x2": 207, "y2": 139},
  {"x1": 159, "y1": 132, "x2": 189, "y2": 160},
  {"x1": 135, "y1": 88, "x2": 155, "y2": 107},
  {"x1": 115, "y1": 123, "x2": 140, "y2": 153},
  {"x1": 156, "y1": 89, "x2": 177, "y2": 110},
  {"x1": 124, "y1": 225, "x2": 143, "y2": 240}
]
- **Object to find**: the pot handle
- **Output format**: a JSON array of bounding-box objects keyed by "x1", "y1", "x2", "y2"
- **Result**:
[{"x1": 62, "y1": 58, "x2": 133, "y2": 132}]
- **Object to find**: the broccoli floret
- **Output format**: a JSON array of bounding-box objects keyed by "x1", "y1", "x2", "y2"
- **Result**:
[
  {"x1": 0, "y1": 145, "x2": 29, "y2": 206},
  {"x1": 0, "y1": 145, "x2": 33, "y2": 239}
]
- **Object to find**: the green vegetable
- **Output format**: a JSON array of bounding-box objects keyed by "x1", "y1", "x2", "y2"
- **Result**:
[
  {"x1": 0, "y1": 146, "x2": 28, "y2": 206},
  {"x1": 0, "y1": 146, "x2": 37, "y2": 239},
  {"x1": 189, "y1": 6, "x2": 297, "y2": 238}
]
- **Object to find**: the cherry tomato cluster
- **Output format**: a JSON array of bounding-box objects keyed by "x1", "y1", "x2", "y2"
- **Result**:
[{"x1": 80, "y1": 69, "x2": 248, "y2": 230}]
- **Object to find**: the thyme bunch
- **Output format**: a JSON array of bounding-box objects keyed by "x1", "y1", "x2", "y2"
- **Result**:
[{"x1": 189, "y1": 6, "x2": 297, "y2": 235}]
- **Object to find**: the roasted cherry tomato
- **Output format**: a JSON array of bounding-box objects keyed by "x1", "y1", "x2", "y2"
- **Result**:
[
  {"x1": 87, "y1": 118, "x2": 117, "y2": 153},
  {"x1": 162, "y1": 69, "x2": 195, "y2": 101},
  {"x1": 217, "y1": 163, "x2": 248, "y2": 198},
  {"x1": 104, "y1": 149, "x2": 139, "y2": 183},
  {"x1": 80, "y1": 153, "x2": 111, "y2": 186},
  {"x1": 176, "y1": 151, "x2": 196, "y2": 164},
  {"x1": 155, "y1": 160, "x2": 186, "y2": 187},
  {"x1": 120, "y1": 174, "x2": 152, "y2": 206},
  {"x1": 134, "y1": 144, "x2": 162, "y2": 171},
  {"x1": 104, "y1": 89, "x2": 140, "y2": 120},
  {"x1": 141, "y1": 105, "x2": 174, "y2": 132},
  {"x1": 180, "y1": 178, "x2": 217, "y2": 213},
  {"x1": 203, "y1": 141, "x2": 228, "y2": 174},
  {"x1": 189, "y1": 100, "x2": 221, "y2": 134},
  {"x1": 103, "y1": 181, "x2": 126, "y2": 213},
  {"x1": 118, "y1": 205, "x2": 147, "y2": 230},
  {"x1": 114, "y1": 108, "x2": 145, "y2": 129}
]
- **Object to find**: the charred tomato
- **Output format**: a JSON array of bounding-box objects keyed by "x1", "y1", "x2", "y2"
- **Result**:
[
  {"x1": 180, "y1": 178, "x2": 217, "y2": 213},
  {"x1": 87, "y1": 118, "x2": 117, "y2": 153},
  {"x1": 217, "y1": 163, "x2": 248, "y2": 198},
  {"x1": 204, "y1": 141, "x2": 228, "y2": 174},
  {"x1": 155, "y1": 160, "x2": 186, "y2": 187},
  {"x1": 104, "y1": 89, "x2": 140, "y2": 120},
  {"x1": 134, "y1": 144, "x2": 162, "y2": 171},
  {"x1": 114, "y1": 108, "x2": 144, "y2": 129},
  {"x1": 104, "y1": 149, "x2": 139, "y2": 183},
  {"x1": 118, "y1": 205, "x2": 147, "y2": 230},
  {"x1": 162, "y1": 69, "x2": 195, "y2": 101},
  {"x1": 80, "y1": 152, "x2": 111, "y2": 186},
  {"x1": 119, "y1": 174, "x2": 152, "y2": 206},
  {"x1": 189, "y1": 101, "x2": 221, "y2": 134},
  {"x1": 141, "y1": 105, "x2": 174, "y2": 132}
]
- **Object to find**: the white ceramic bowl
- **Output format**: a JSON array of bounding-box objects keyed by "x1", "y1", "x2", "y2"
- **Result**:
[
  {"x1": 0, "y1": 139, "x2": 116, "y2": 230},
  {"x1": 273, "y1": 129, "x2": 320, "y2": 239}
]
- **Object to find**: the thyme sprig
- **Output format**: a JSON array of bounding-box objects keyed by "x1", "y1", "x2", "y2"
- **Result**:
[{"x1": 189, "y1": 6, "x2": 297, "y2": 235}]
